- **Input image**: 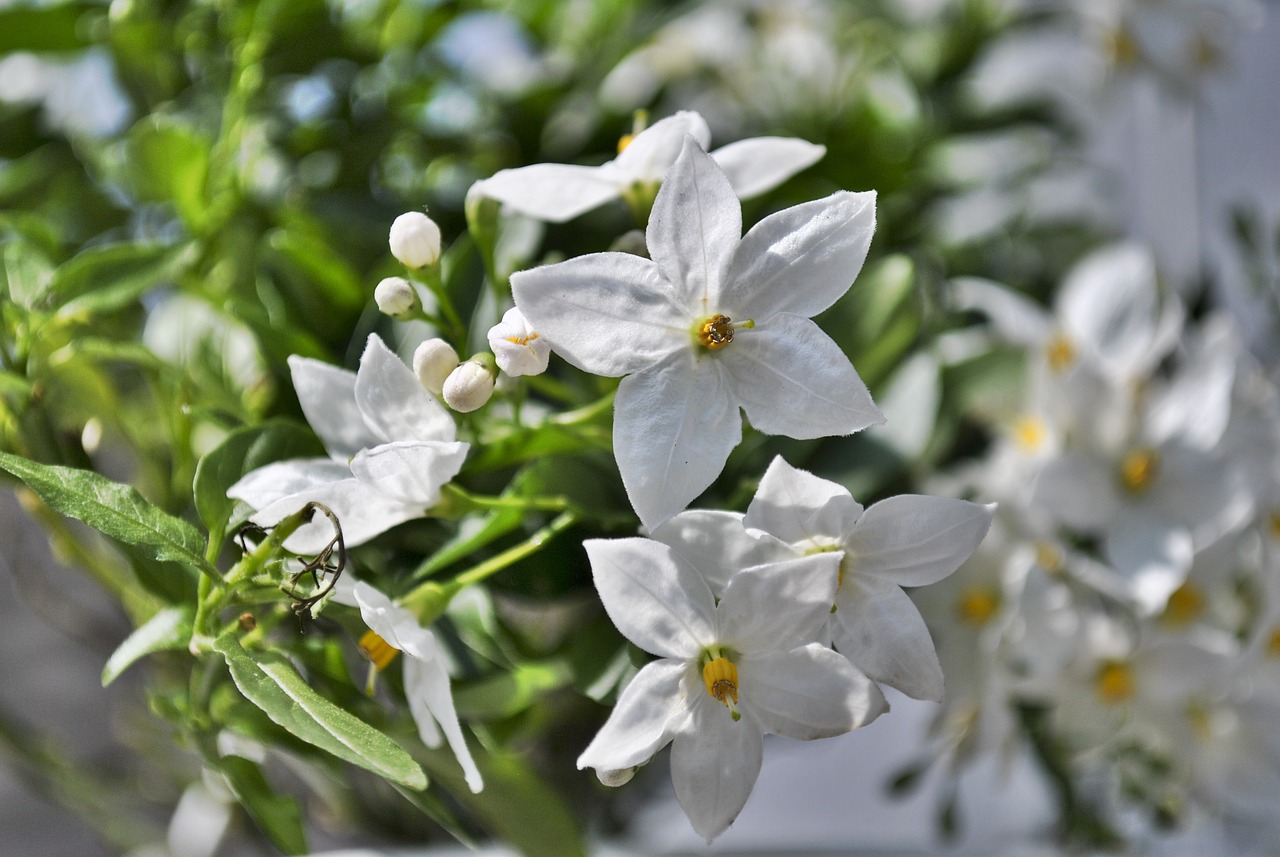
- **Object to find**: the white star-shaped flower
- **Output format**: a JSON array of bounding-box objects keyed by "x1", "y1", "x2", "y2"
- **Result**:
[
  {"x1": 475, "y1": 110, "x2": 826, "y2": 223},
  {"x1": 511, "y1": 138, "x2": 882, "y2": 529},
  {"x1": 228, "y1": 335, "x2": 468, "y2": 551},
  {"x1": 487, "y1": 307, "x2": 550, "y2": 377},
  {"x1": 577, "y1": 537, "x2": 886, "y2": 842}
]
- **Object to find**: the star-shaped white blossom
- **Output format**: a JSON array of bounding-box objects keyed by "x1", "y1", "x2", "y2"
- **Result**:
[
  {"x1": 487, "y1": 307, "x2": 550, "y2": 377},
  {"x1": 476, "y1": 110, "x2": 825, "y2": 223},
  {"x1": 577, "y1": 537, "x2": 886, "y2": 841},
  {"x1": 512, "y1": 138, "x2": 882, "y2": 529}
]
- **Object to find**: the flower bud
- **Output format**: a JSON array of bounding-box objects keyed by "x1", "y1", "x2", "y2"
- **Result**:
[
  {"x1": 389, "y1": 211, "x2": 442, "y2": 268},
  {"x1": 487, "y1": 307, "x2": 550, "y2": 377},
  {"x1": 597, "y1": 767, "x2": 637, "y2": 787},
  {"x1": 413, "y1": 338, "x2": 459, "y2": 395},
  {"x1": 442, "y1": 355, "x2": 496, "y2": 413},
  {"x1": 374, "y1": 276, "x2": 419, "y2": 318}
]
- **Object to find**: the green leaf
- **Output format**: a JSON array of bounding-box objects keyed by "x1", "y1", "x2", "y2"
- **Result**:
[
  {"x1": 102, "y1": 606, "x2": 193, "y2": 686},
  {"x1": 453, "y1": 660, "x2": 573, "y2": 721},
  {"x1": 0, "y1": 451, "x2": 219, "y2": 580},
  {"x1": 217, "y1": 755, "x2": 308, "y2": 855},
  {"x1": 126, "y1": 119, "x2": 212, "y2": 230},
  {"x1": 214, "y1": 633, "x2": 427, "y2": 791},
  {"x1": 2, "y1": 239, "x2": 54, "y2": 308},
  {"x1": 48, "y1": 242, "x2": 191, "y2": 318},
  {"x1": 0, "y1": 4, "x2": 95, "y2": 53},
  {"x1": 262, "y1": 228, "x2": 365, "y2": 312}
]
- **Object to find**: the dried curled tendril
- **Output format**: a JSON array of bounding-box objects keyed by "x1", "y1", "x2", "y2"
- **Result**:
[{"x1": 236, "y1": 502, "x2": 347, "y2": 620}]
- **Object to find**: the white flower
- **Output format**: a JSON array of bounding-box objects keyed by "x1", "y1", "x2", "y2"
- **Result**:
[
  {"x1": 374, "y1": 276, "x2": 419, "y2": 318},
  {"x1": 487, "y1": 307, "x2": 550, "y2": 377},
  {"x1": 475, "y1": 110, "x2": 826, "y2": 223},
  {"x1": 333, "y1": 577, "x2": 483, "y2": 793},
  {"x1": 412, "y1": 338, "x2": 460, "y2": 395},
  {"x1": 228, "y1": 335, "x2": 467, "y2": 551},
  {"x1": 442, "y1": 358, "x2": 496, "y2": 413},
  {"x1": 389, "y1": 211, "x2": 442, "y2": 268},
  {"x1": 511, "y1": 138, "x2": 882, "y2": 529},
  {"x1": 577, "y1": 537, "x2": 886, "y2": 842},
  {"x1": 735, "y1": 456, "x2": 995, "y2": 701}
]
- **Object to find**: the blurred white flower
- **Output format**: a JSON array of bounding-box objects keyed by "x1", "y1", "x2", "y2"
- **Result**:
[{"x1": 487, "y1": 307, "x2": 550, "y2": 377}]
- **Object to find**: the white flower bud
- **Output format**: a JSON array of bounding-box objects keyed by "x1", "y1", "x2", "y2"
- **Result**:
[
  {"x1": 374, "y1": 276, "x2": 419, "y2": 318},
  {"x1": 597, "y1": 767, "x2": 637, "y2": 787},
  {"x1": 487, "y1": 307, "x2": 551, "y2": 377},
  {"x1": 413, "y1": 338, "x2": 459, "y2": 395},
  {"x1": 389, "y1": 211, "x2": 442, "y2": 268},
  {"x1": 442, "y1": 357, "x2": 496, "y2": 413}
]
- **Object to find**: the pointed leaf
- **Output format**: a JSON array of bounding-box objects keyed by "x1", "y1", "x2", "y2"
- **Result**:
[
  {"x1": 216, "y1": 756, "x2": 308, "y2": 856},
  {"x1": 102, "y1": 606, "x2": 193, "y2": 686}
]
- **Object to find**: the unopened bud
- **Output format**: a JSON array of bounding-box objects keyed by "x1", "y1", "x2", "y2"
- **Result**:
[
  {"x1": 374, "y1": 276, "x2": 419, "y2": 318},
  {"x1": 597, "y1": 767, "x2": 637, "y2": 787},
  {"x1": 389, "y1": 211, "x2": 442, "y2": 268},
  {"x1": 487, "y1": 307, "x2": 550, "y2": 377},
  {"x1": 413, "y1": 338, "x2": 459, "y2": 395},
  {"x1": 442, "y1": 355, "x2": 496, "y2": 413}
]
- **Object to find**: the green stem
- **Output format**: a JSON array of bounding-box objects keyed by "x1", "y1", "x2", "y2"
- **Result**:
[
  {"x1": 550, "y1": 388, "x2": 616, "y2": 427},
  {"x1": 440, "y1": 483, "x2": 570, "y2": 515},
  {"x1": 414, "y1": 265, "x2": 468, "y2": 350}
]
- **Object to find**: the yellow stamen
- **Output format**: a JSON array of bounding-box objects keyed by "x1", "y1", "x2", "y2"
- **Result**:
[
  {"x1": 1266, "y1": 510, "x2": 1280, "y2": 540},
  {"x1": 617, "y1": 133, "x2": 635, "y2": 154},
  {"x1": 1045, "y1": 332, "x2": 1076, "y2": 374},
  {"x1": 1034, "y1": 541, "x2": 1063, "y2": 576},
  {"x1": 956, "y1": 587, "x2": 1000, "y2": 626},
  {"x1": 359, "y1": 630, "x2": 399, "y2": 671},
  {"x1": 1107, "y1": 27, "x2": 1139, "y2": 67},
  {"x1": 1266, "y1": 627, "x2": 1280, "y2": 658},
  {"x1": 1161, "y1": 582, "x2": 1205, "y2": 627},
  {"x1": 1012, "y1": 415, "x2": 1048, "y2": 452},
  {"x1": 505, "y1": 332, "x2": 539, "y2": 346},
  {"x1": 1119, "y1": 447, "x2": 1159, "y2": 494},
  {"x1": 697, "y1": 314, "x2": 736, "y2": 350},
  {"x1": 702, "y1": 656, "x2": 741, "y2": 720},
  {"x1": 1095, "y1": 661, "x2": 1135, "y2": 705},
  {"x1": 1192, "y1": 34, "x2": 1220, "y2": 70}
]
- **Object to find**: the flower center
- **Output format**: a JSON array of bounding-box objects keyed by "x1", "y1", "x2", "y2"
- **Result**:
[
  {"x1": 1267, "y1": 509, "x2": 1280, "y2": 540},
  {"x1": 359, "y1": 630, "x2": 399, "y2": 671},
  {"x1": 1161, "y1": 581, "x2": 1205, "y2": 627},
  {"x1": 1118, "y1": 447, "x2": 1159, "y2": 494},
  {"x1": 1012, "y1": 415, "x2": 1048, "y2": 452},
  {"x1": 1035, "y1": 541, "x2": 1064, "y2": 576},
  {"x1": 956, "y1": 587, "x2": 1000, "y2": 626},
  {"x1": 505, "y1": 332, "x2": 539, "y2": 346},
  {"x1": 617, "y1": 133, "x2": 635, "y2": 154},
  {"x1": 1266, "y1": 626, "x2": 1280, "y2": 658},
  {"x1": 1094, "y1": 661, "x2": 1135, "y2": 705},
  {"x1": 1045, "y1": 332, "x2": 1076, "y2": 373},
  {"x1": 698, "y1": 314, "x2": 735, "y2": 350},
  {"x1": 702, "y1": 656, "x2": 742, "y2": 721}
]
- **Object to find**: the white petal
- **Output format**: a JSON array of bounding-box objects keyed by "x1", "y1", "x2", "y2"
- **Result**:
[
  {"x1": 403, "y1": 655, "x2": 484, "y2": 793},
  {"x1": 614, "y1": 351, "x2": 742, "y2": 530},
  {"x1": 844, "y1": 495, "x2": 995, "y2": 587},
  {"x1": 950, "y1": 276, "x2": 1053, "y2": 346},
  {"x1": 349, "y1": 441, "x2": 468, "y2": 505},
  {"x1": 830, "y1": 575, "x2": 945, "y2": 701},
  {"x1": 612, "y1": 110, "x2": 712, "y2": 183},
  {"x1": 488, "y1": 307, "x2": 552, "y2": 377},
  {"x1": 1030, "y1": 451, "x2": 1121, "y2": 531},
  {"x1": 577, "y1": 659, "x2": 687, "y2": 772},
  {"x1": 744, "y1": 455, "x2": 863, "y2": 548},
  {"x1": 249, "y1": 479, "x2": 423, "y2": 552},
  {"x1": 648, "y1": 510, "x2": 794, "y2": 595},
  {"x1": 355, "y1": 335, "x2": 456, "y2": 444},
  {"x1": 646, "y1": 137, "x2": 741, "y2": 311},
  {"x1": 716, "y1": 554, "x2": 841, "y2": 654},
  {"x1": 724, "y1": 191, "x2": 876, "y2": 320},
  {"x1": 741, "y1": 644, "x2": 888, "y2": 738},
  {"x1": 710, "y1": 137, "x2": 825, "y2": 199},
  {"x1": 724, "y1": 313, "x2": 884, "y2": 439},
  {"x1": 510, "y1": 253, "x2": 686, "y2": 377},
  {"x1": 476, "y1": 164, "x2": 622, "y2": 223},
  {"x1": 288, "y1": 356, "x2": 380, "y2": 460},
  {"x1": 584, "y1": 538, "x2": 716, "y2": 658},
  {"x1": 227, "y1": 458, "x2": 351, "y2": 510},
  {"x1": 670, "y1": 692, "x2": 763, "y2": 843},
  {"x1": 1105, "y1": 511, "x2": 1194, "y2": 614}
]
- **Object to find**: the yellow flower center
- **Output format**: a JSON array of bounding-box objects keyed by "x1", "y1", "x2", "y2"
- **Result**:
[
  {"x1": 697, "y1": 314, "x2": 736, "y2": 350},
  {"x1": 359, "y1": 630, "x2": 399, "y2": 671},
  {"x1": 505, "y1": 332, "x2": 539, "y2": 346},
  {"x1": 1107, "y1": 27, "x2": 1139, "y2": 67},
  {"x1": 1266, "y1": 509, "x2": 1280, "y2": 540},
  {"x1": 702, "y1": 656, "x2": 741, "y2": 720},
  {"x1": 956, "y1": 587, "x2": 1000, "y2": 626},
  {"x1": 1045, "y1": 332, "x2": 1076, "y2": 374},
  {"x1": 1118, "y1": 447, "x2": 1159, "y2": 494},
  {"x1": 1012, "y1": 415, "x2": 1048, "y2": 452},
  {"x1": 1161, "y1": 581, "x2": 1205, "y2": 627},
  {"x1": 617, "y1": 133, "x2": 635, "y2": 154},
  {"x1": 1035, "y1": 541, "x2": 1064, "y2": 576},
  {"x1": 1266, "y1": 626, "x2": 1280, "y2": 658},
  {"x1": 1094, "y1": 661, "x2": 1135, "y2": 705}
]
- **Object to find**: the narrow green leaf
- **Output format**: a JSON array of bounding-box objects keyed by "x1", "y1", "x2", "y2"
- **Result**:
[
  {"x1": 127, "y1": 119, "x2": 212, "y2": 230},
  {"x1": 102, "y1": 606, "x2": 193, "y2": 686},
  {"x1": 0, "y1": 451, "x2": 219, "y2": 580},
  {"x1": 217, "y1": 755, "x2": 308, "y2": 855},
  {"x1": 214, "y1": 634, "x2": 427, "y2": 791},
  {"x1": 454, "y1": 660, "x2": 573, "y2": 721},
  {"x1": 0, "y1": 4, "x2": 94, "y2": 53},
  {"x1": 262, "y1": 228, "x2": 365, "y2": 311},
  {"x1": 2, "y1": 240, "x2": 54, "y2": 308},
  {"x1": 48, "y1": 242, "x2": 190, "y2": 317}
]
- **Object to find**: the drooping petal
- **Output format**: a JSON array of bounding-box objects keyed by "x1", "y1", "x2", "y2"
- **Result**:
[
  {"x1": 716, "y1": 555, "x2": 841, "y2": 654},
  {"x1": 349, "y1": 441, "x2": 468, "y2": 505},
  {"x1": 740, "y1": 643, "x2": 888, "y2": 738},
  {"x1": 646, "y1": 137, "x2": 741, "y2": 310},
  {"x1": 612, "y1": 110, "x2": 712, "y2": 183},
  {"x1": 227, "y1": 458, "x2": 352, "y2": 511},
  {"x1": 830, "y1": 575, "x2": 946, "y2": 702},
  {"x1": 670, "y1": 691, "x2": 764, "y2": 843},
  {"x1": 743, "y1": 455, "x2": 864, "y2": 548},
  {"x1": 510, "y1": 252, "x2": 686, "y2": 377},
  {"x1": 576, "y1": 659, "x2": 688, "y2": 773},
  {"x1": 614, "y1": 351, "x2": 742, "y2": 530},
  {"x1": 584, "y1": 538, "x2": 716, "y2": 659},
  {"x1": 355, "y1": 335, "x2": 456, "y2": 444},
  {"x1": 403, "y1": 655, "x2": 484, "y2": 793},
  {"x1": 288, "y1": 356, "x2": 380, "y2": 460},
  {"x1": 648, "y1": 510, "x2": 794, "y2": 595},
  {"x1": 710, "y1": 137, "x2": 826, "y2": 200},
  {"x1": 249, "y1": 479, "x2": 423, "y2": 553},
  {"x1": 723, "y1": 190, "x2": 875, "y2": 320},
  {"x1": 476, "y1": 164, "x2": 623, "y2": 223},
  {"x1": 723, "y1": 313, "x2": 884, "y2": 439},
  {"x1": 844, "y1": 495, "x2": 995, "y2": 587}
]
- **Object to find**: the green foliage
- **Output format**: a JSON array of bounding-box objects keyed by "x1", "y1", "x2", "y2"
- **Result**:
[
  {"x1": 216, "y1": 755, "x2": 309, "y2": 855},
  {"x1": 102, "y1": 606, "x2": 194, "y2": 686}
]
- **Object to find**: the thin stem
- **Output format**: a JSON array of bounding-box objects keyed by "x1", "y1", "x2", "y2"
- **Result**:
[{"x1": 440, "y1": 483, "x2": 571, "y2": 514}]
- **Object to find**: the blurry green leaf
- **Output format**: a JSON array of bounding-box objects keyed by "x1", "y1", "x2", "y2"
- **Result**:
[
  {"x1": 412, "y1": 508, "x2": 524, "y2": 581},
  {"x1": 876, "y1": 350, "x2": 940, "y2": 460},
  {"x1": 215, "y1": 633, "x2": 427, "y2": 791},
  {"x1": 0, "y1": 451, "x2": 219, "y2": 580},
  {"x1": 467, "y1": 423, "x2": 612, "y2": 472},
  {"x1": 127, "y1": 119, "x2": 212, "y2": 230},
  {"x1": 0, "y1": 373, "x2": 33, "y2": 402},
  {"x1": 453, "y1": 660, "x2": 573, "y2": 721},
  {"x1": 102, "y1": 606, "x2": 193, "y2": 686},
  {"x1": 2, "y1": 240, "x2": 54, "y2": 308},
  {"x1": 217, "y1": 755, "x2": 308, "y2": 856},
  {"x1": 48, "y1": 242, "x2": 191, "y2": 318},
  {"x1": 262, "y1": 228, "x2": 365, "y2": 311},
  {"x1": 0, "y1": 4, "x2": 94, "y2": 53}
]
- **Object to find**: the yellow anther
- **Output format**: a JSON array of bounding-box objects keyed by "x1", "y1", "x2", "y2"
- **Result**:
[
  {"x1": 617, "y1": 133, "x2": 635, "y2": 154},
  {"x1": 1266, "y1": 627, "x2": 1280, "y2": 658},
  {"x1": 1012, "y1": 415, "x2": 1048, "y2": 452},
  {"x1": 702, "y1": 656, "x2": 741, "y2": 719},
  {"x1": 1045, "y1": 332, "x2": 1076, "y2": 374},
  {"x1": 1107, "y1": 27, "x2": 1139, "y2": 67},
  {"x1": 1266, "y1": 510, "x2": 1280, "y2": 540},
  {"x1": 359, "y1": 630, "x2": 399, "y2": 671},
  {"x1": 1034, "y1": 541, "x2": 1064, "y2": 575},
  {"x1": 505, "y1": 332, "x2": 539, "y2": 346},
  {"x1": 1095, "y1": 661, "x2": 1136, "y2": 705},
  {"x1": 956, "y1": 587, "x2": 1000, "y2": 626},
  {"x1": 698, "y1": 314, "x2": 736, "y2": 350},
  {"x1": 1192, "y1": 34, "x2": 1220, "y2": 70},
  {"x1": 1119, "y1": 447, "x2": 1159, "y2": 494},
  {"x1": 1161, "y1": 582, "x2": 1205, "y2": 627}
]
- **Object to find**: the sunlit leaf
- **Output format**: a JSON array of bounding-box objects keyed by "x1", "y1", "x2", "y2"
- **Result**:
[{"x1": 102, "y1": 606, "x2": 193, "y2": 686}]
